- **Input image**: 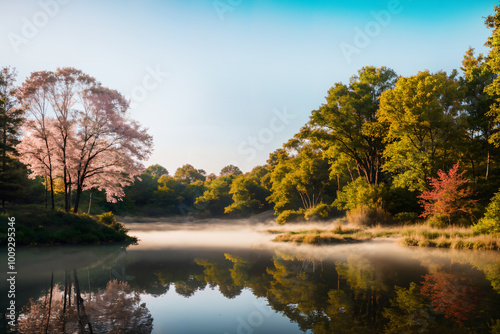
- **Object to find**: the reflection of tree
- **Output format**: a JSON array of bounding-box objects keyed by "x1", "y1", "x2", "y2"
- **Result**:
[
  {"x1": 225, "y1": 253, "x2": 249, "y2": 287},
  {"x1": 335, "y1": 255, "x2": 387, "y2": 327},
  {"x1": 420, "y1": 272, "x2": 480, "y2": 326},
  {"x1": 194, "y1": 258, "x2": 243, "y2": 298},
  {"x1": 383, "y1": 282, "x2": 436, "y2": 333},
  {"x1": 17, "y1": 278, "x2": 153, "y2": 333},
  {"x1": 312, "y1": 290, "x2": 370, "y2": 334},
  {"x1": 266, "y1": 254, "x2": 332, "y2": 332},
  {"x1": 174, "y1": 278, "x2": 207, "y2": 297},
  {"x1": 485, "y1": 263, "x2": 500, "y2": 294}
]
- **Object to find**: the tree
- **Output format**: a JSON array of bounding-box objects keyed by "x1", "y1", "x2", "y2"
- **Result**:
[
  {"x1": 267, "y1": 144, "x2": 335, "y2": 222},
  {"x1": 461, "y1": 47, "x2": 498, "y2": 181},
  {"x1": 16, "y1": 71, "x2": 57, "y2": 209},
  {"x1": 174, "y1": 164, "x2": 206, "y2": 183},
  {"x1": 224, "y1": 166, "x2": 270, "y2": 216},
  {"x1": 220, "y1": 164, "x2": 242, "y2": 176},
  {"x1": 378, "y1": 71, "x2": 463, "y2": 192},
  {"x1": 473, "y1": 190, "x2": 500, "y2": 234},
  {"x1": 484, "y1": 5, "x2": 500, "y2": 148},
  {"x1": 303, "y1": 66, "x2": 397, "y2": 185},
  {"x1": 18, "y1": 68, "x2": 153, "y2": 212},
  {"x1": 194, "y1": 175, "x2": 234, "y2": 215},
  {"x1": 144, "y1": 164, "x2": 168, "y2": 178},
  {"x1": 0, "y1": 66, "x2": 25, "y2": 211},
  {"x1": 418, "y1": 163, "x2": 476, "y2": 225}
]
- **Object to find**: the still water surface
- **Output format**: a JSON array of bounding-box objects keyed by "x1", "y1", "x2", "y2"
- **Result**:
[{"x1": 1, "y1": 220, "x2": 499, "y2": 333}]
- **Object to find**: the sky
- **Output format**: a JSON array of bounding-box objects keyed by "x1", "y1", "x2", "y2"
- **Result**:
[{"x1": 0, "y1": 0, "x2": 496, "y2": 175}]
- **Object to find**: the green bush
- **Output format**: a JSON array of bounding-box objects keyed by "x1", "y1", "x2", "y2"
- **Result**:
[
  {"x1": 427, "y1": 214, "x2": 449, "y2": 228},
  {"x1": 97, "y1": 211, "x2": 128, "y2": 233},
  {"x1": 304, "y1": 203, "x2": 332, "y2": 221},
  {"x1": 334, "y1": 178, "x2": 387, "y2": 211},
  {"x1": 97, "y1": 211, "x2": 116, "y2": 225},
  {"x1": 394, "y1": 212, "x2": 419, "y2": 224},
  {"x1": 276, "y1": 209, "x2": 305, "y2": 225},
  {"x1": 473, "y1": 191, "x2": 500, "y2": 234}
]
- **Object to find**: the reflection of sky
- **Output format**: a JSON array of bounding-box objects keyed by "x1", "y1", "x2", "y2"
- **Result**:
[
  {"x1": 0, "y1": 0, "x2": 495, "y2": 173},
  {"x1": 141, "y1": 286, "x2": 307, "y2": 334}
]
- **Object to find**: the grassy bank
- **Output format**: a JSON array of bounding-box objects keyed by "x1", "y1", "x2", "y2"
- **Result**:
[
  {"x1": 269, "y1": 223, "x2": 500, "y2": 250},
  {"x1": 0, "y1": 206, "x2": 136, "y2": 246}
]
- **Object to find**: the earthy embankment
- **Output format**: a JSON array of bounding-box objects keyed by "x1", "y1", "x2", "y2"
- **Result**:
[{"x1": 0, "y1": 207, "x2": 136, "y2": 246}]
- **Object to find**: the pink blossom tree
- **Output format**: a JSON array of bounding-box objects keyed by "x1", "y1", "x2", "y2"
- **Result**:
[{"x1": 18, "y1": 68, "x2": 153, "y2": 212}]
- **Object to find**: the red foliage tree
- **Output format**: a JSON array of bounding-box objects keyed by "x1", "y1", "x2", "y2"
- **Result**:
[{"x1": 418, "y1": 163, "x2": 476, "y2": 224}]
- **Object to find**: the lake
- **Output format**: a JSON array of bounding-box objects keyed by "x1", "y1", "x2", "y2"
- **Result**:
[{"x1": 1, "y1": 219, "x2": 499, "y2": 333}]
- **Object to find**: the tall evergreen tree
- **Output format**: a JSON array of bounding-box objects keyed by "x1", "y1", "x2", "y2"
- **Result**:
[{"x1": 0, "y1": 67, "x2": 25, "y2": 211}]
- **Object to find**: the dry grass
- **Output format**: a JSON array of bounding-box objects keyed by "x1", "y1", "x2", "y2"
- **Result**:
[{"x1": 270, "y1": 222, "x2": 500, "y2": 249}]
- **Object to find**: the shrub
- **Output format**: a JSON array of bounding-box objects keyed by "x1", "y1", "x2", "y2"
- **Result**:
[
  {"x1": 393, "y1": 212, "x2": 419, "y2": 224},
  {"x1": 473, "y1": 191, "x2": 500, "y2": 234},
  {"x1": 402, "y1": 236, "x2": 419, "y2": 246},
  {"x1": 304, "y1": 203, "x2": 331, "y2": 221},
  {"x1": 334, "y1": 178, "x2": 387, "y2": 212},
  {"x1": 473, "y1": 218, "x2": 500, "y2": 235},
  {"x1": 276, "y1": 209, "x2": 305, "y2": 225},
  {"x1": 303, "y1": 234, "x2": 320, "y2": 244},
  {"x1": 97, "y1": 211, "x2": 116, "y2": 225},
  {"x1": 97, "y1": 211, "x2": 128, "y2": 233},
  {"x1": 346, "y1": 206, "x2": 388, "y2": 226},
  {"x1": 427, "y1": 214, "x2": 449, "y2": 228}
]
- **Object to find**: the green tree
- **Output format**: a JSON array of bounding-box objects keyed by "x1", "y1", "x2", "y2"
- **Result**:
[
  {"x1": 145, "y1": 164, "x2": 168, "y2": 178},
  {"x1": 378, "y1": 71, "x2": 463, "y2": 192},
  {"x1": 224, "y1": 166, "x2": 270, "y2": 216},
  {"x1": 0, "y1": 67, "x2": 25, "y2": 211},
  {"x1": 267, "y1": 145, "x2": 334, "y2": 222},
  {"x1": 219, "y1": 164, "x2": 242, "y2": 176},
  {"x1": 194, "y1": 175, "x2": 234, "y2": 216},
  {"x1": 174, "y1": 164, "x2": 206, "y2": 183},
  {"x1": 461, "y1": 47, "x2": 498, "y2": 182},
  {"x1": 303, "y1": 66, "x2": 397, "y2": 185},
  {"x1": 484, "y1": 5, "x2": 500, "y2": 148}
]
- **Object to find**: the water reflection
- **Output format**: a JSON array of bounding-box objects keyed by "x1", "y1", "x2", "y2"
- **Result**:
[
  {"x1": 17, "y1": 275, "x2": 153, "y2": 333},
  {"x1": 4, "y1": 234, "x2": 500, "y2": 333}
]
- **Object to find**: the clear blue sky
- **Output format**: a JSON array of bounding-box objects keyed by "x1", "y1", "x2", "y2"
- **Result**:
[{"x1": 0, "y1": 0, "x2": 495, "y2": 175}]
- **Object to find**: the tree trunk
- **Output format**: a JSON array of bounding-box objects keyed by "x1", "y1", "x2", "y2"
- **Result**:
[
  {"x1": 62, "y1": 270, "x2": 68, "y2": 333},
  {"x1": 45, "y1": 175, "x2": 48, "y2": 208},
  {"x1": 44, "y1": 272, "x2": 54, "y2": 334},
  {"x1": 73, "y1": 269, "x2": 93, "y2": 334},
  {"x1": 88, "y1": 190, "x2": 92, "y2": 215},
  {"x1": 73, "y1": 184, "x2": 82, "y2": 213},
  {"x1": 486, "y1": 150, "x2": 490, "y2": 180}
]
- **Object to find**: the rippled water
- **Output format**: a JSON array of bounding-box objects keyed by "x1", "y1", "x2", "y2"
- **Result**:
[{"x1": 1, "y1": 220, "x2": 499, "y2": 333}]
